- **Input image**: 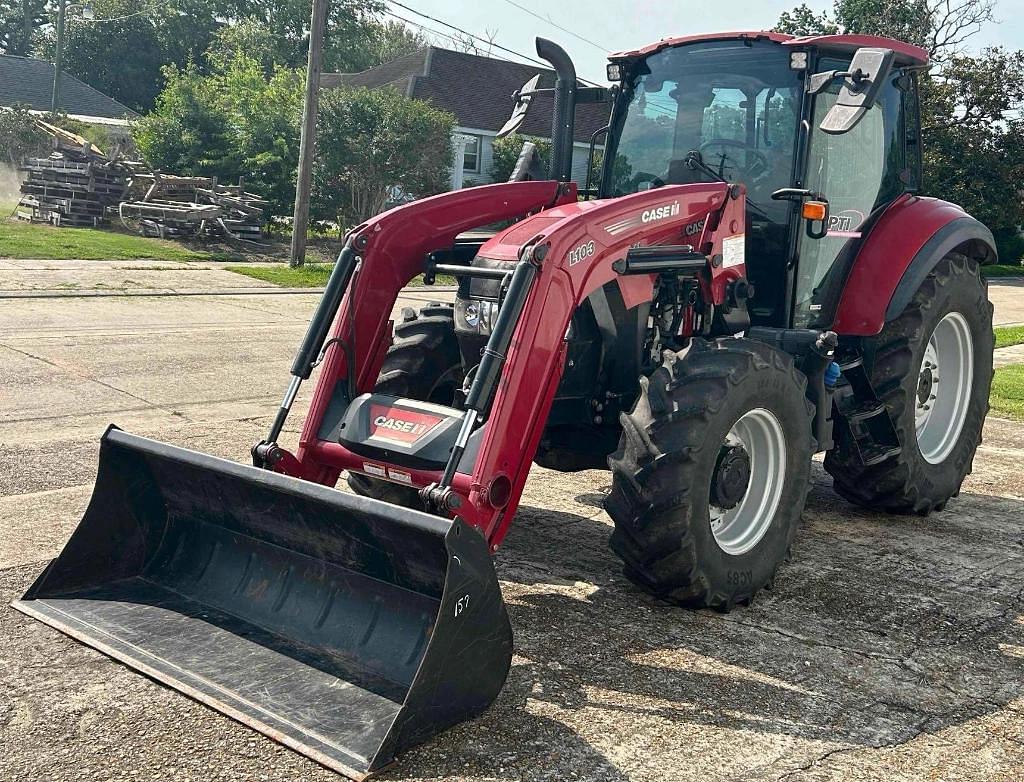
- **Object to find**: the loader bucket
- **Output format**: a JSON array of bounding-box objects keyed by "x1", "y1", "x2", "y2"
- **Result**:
[{"x1": 12, "y1": 427, "x2": 512, "y2": 779}]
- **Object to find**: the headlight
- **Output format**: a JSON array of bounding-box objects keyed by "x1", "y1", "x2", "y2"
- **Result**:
[{"x1": 456, "y1": 298, "x2": 500, "y2": 335}]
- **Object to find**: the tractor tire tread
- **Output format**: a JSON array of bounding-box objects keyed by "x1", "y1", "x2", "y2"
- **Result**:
[
  {"x1": 824, "y1": 252, "x2": 993, "y2": 514},
  {"x1": 605, "y1": 338, "x2": 813, "y2": 611}
]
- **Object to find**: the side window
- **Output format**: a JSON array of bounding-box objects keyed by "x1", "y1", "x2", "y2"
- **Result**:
[{"x1": 793, "y1": 57, "x2": 904, "y2": 326}]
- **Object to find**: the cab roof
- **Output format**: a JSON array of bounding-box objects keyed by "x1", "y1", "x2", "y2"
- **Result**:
[{"x1": 609, "y1": 31, "x2": 929, "y2": 67}]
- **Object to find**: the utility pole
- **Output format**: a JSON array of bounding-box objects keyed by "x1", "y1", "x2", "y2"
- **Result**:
[
  {"x1": 289, "y1": 0, "x2": 329, "y2": 268},
  {"x1": 50, "y1": 0, "x2": 67, "y2": 115},
  {"x1": 22, "y1": 0, "x2": 33, "y2": 54}
]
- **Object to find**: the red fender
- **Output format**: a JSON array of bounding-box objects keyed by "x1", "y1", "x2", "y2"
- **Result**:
[{"x1": 832, "y1": 195, "x2": 996, "y2": 336}]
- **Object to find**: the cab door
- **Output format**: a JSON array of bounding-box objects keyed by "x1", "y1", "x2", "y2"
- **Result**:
[{"x1": 792, "y1": 57, "x2": 911, "y2": 328}]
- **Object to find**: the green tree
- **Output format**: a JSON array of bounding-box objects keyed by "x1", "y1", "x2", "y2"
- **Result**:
[
  {"x1": 43, "y1": 8, "x2": 169, "y2": 112},
  {"x1": 313, "y1": 87, "x2": 455, "y2": 226},
  {"x1": 0, "y1": 0, "x2": 47, "y2": 55},
  {"x1": 923, "y1": 48, "x2": 1024, "y2": 259},
  {"x1": 216, "y1": 0, "x2": 385, "y2": 73},
  {"x1": 775, "y1": 0, "x2": 1023, "y2": 259},
  {"x1": 365, "y1": 19, "x2": 427, "y2": 65},
  {"x1": 0, "y1": 105, "x2": 48, "y2": 165},
  {"x1": 490, "y1": 133, "x2": 552, "y2": 183},
  {"x1": 133, "y1": 53, "x2": 303, "y2": 215},
  {"x1": 775, "y1": 0, "x2": 995, "y2": 63},
  {"x1": 32, "y1": 0, "x2": 399, "y2": 113}
]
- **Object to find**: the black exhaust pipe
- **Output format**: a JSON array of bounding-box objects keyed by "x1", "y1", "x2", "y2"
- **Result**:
[{"x1": 536, "y1": 37, "x2": 576, "y2": 183}]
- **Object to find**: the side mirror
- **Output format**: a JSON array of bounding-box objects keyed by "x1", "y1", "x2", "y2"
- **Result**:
[
  {"x1": 497, "y1": 74, "x2": 540, "y2": 138},
  {"x1": 814, "y1": 47, "x2": 895, "y2": 135}
]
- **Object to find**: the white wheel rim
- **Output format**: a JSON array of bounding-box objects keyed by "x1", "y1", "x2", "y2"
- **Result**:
[
  {"x1": 710, "y1": 408, "x2": 787, "y2": 556},
  {"x1": 915, "y1": 311, "x2": 973, "y2": 464}
]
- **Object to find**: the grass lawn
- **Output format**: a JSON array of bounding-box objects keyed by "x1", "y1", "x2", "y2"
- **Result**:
[
  {"x1": 990, "y1": 364, "x2": 1024, "y2": 421},
  {"x1": 226, "y1": 263, "x2": 334, "y2": 287},
  {"x1": 0, "y1": 216, "x2": 239, "y2": 261},
  {"x1": 227, "y1": 263, "x2": 454, "y2": 288},
  {"x1": 995, "y1": 325, "x2": 1024, "y2": 349},
  {"x1": 983, "y1": 263, "x2": 1024, "y2": 278}
]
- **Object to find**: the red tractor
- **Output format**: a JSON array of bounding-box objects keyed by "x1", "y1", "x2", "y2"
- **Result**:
[{"x1": 16, "y1": 31, "x2": 994, "y2": 779}]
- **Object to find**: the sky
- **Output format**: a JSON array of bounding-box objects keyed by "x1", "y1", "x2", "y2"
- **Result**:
[{"x1": 389, "y1": 0, "x2": 1024, "y2": 84}]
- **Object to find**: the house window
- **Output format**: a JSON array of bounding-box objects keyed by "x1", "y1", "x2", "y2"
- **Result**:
[{"x1": 462, "y1": 135, "x2": 481, "y2": 172}]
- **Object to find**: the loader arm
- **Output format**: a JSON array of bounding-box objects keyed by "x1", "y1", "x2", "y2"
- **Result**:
[{"x1": 286, "y1": 181, "x2": 745, "y2": 546}]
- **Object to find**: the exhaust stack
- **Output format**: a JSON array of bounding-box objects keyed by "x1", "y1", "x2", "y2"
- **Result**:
[{"x1": 536, "y1": 37, "x2": 577, "y2": 182}]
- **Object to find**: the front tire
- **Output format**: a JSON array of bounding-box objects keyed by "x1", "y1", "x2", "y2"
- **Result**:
[
  {"x1": 605, "y1": 339, "x2": 814, "y2": 610},
  {"x1": 824, "y1": 253, "x2": 994, "y2": 514}
]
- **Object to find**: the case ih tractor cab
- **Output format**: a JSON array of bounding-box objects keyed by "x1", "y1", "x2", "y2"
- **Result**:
[{"x1": 16, "y1": 31, "x2": 994, "y2": 778}]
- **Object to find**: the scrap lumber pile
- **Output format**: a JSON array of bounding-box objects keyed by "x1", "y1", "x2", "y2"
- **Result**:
[
  {"x1": 119, "y1": 171, "x2": 266, "y2": 241},
  {"x1": 16, "y1": 124, "x2": 128, "y2": 228}
]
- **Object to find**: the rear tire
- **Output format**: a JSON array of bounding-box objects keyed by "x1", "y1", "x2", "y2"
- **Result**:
[
  {"x1": 824, "y1": 253, "x2": 993, "y2": 514},
  {"x1": 347, "y1": 303, "x2": 462, "y2": 506},
  {"x1": 605, "y1": 339, "x2": 814, "y2": 610}
]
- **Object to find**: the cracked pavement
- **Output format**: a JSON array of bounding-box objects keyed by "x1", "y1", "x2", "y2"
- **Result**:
[{"x1": 1, "y1": 263, "x2": 1023, "y2": 781}]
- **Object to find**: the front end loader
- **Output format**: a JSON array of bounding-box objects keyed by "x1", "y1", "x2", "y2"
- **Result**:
[{"x1": 14, "y1": 31, "x2": 995, "y2": 777}]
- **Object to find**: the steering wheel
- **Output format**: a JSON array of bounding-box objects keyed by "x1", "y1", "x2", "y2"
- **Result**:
[{"x1": 699, "y1": 139, "x2": 769, "y2": 181}]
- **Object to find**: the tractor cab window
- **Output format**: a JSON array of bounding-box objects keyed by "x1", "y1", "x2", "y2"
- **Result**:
[
  {"x1": 608, "y1": 40, "x2": 802, "y2": 223},
  {"x1": 793, "y1": 58, "x2": 905, "y2": 327}
]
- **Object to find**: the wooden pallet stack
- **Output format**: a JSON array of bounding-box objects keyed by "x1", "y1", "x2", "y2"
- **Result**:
[
  {"x1": 119, "y1": 171, "x2": 267, "y2": 241},
  {"x1": 16, "y1": 135, "x2": 128, "y2": 228}
]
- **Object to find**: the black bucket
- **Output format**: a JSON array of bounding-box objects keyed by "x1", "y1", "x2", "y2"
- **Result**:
[{"x1": 12, "y1": 427, "x2": 512, "y2": 779}]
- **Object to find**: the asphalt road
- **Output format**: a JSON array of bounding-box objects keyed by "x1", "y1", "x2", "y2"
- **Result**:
[{"x1": 2, "y1": 261, "x2": 1023, "y2": 782}]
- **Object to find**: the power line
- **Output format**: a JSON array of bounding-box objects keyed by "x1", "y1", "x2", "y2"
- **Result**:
[
  {"x1": 387, "y1": 0, "x2": 603, "y2": 86},
  {"x1": 383, "y1": 11, "x2": 490, "y2": 54},
  {"x1": 497, "y1": 0, "x2": 609, "y2": 53},
  {"x1": 388, "y1": 0, "x2": 551, "y2": 70},
  {"x1": 383, "y1": 10, "x2": 546, "y2": 71}
]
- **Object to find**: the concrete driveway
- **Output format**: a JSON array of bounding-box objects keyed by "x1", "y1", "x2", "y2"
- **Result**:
[
  {"x1": 989, "y1": 276, "x2": 1024, "y2": 326},
  {"x1": 2, "y1": 261, "x2": 1023, "y2": 782}
]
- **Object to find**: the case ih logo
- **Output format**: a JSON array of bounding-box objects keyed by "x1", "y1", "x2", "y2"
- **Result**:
[
  {"x1": 603, "y1": 201, "x2": 680, "y2": 236},
  {"x1": 684, "y1": 217, "x2": 706, "y2": 237},
  {"x1": 369, "y1": 404, "x2": 442, "y2": 444},
  {"x1": 641, "y1": 202, "x2": 680, "y2": 224}
]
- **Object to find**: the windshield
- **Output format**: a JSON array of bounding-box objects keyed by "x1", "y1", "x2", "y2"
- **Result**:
[{"x1": 607, "y1": 40, "x2": 803, "y2": 220}]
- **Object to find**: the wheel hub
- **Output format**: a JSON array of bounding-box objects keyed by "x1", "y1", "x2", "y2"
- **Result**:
[
  {"x1": 916, "y1": 365, "x2": 933, "y2": 406},
  {"x1": 711, "y1": 445, "x2": 751, "y2": 510},
  {"x1": 709, "y1": 408, "x2": 787, "y2": 556}
]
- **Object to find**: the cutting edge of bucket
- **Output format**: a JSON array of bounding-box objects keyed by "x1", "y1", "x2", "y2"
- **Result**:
[{"x1": 10, "y1": 596, "x2": 376, "y2": 780}]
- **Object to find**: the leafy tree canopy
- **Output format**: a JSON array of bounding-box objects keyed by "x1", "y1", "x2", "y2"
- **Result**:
[
  {"x1": 6, "y1": 0, "x2": 423, "y2": 112},
  {"x1": 0, "y1": 105, "x2": 48, "y2": 165},
  {"x1": 313, "y1": 86, "x2": 455, "y2": 226},
  {"x1": 133, "y1": 51, "x2": 304, "y2": 216}
]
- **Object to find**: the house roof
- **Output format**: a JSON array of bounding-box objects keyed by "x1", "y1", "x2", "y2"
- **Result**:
[
  {"x1": 322, "y1": 47, "x2": 609, "y2": 144},
  {"x1": 0, "y1": 55, "x2": 137, "y2": 119}
]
